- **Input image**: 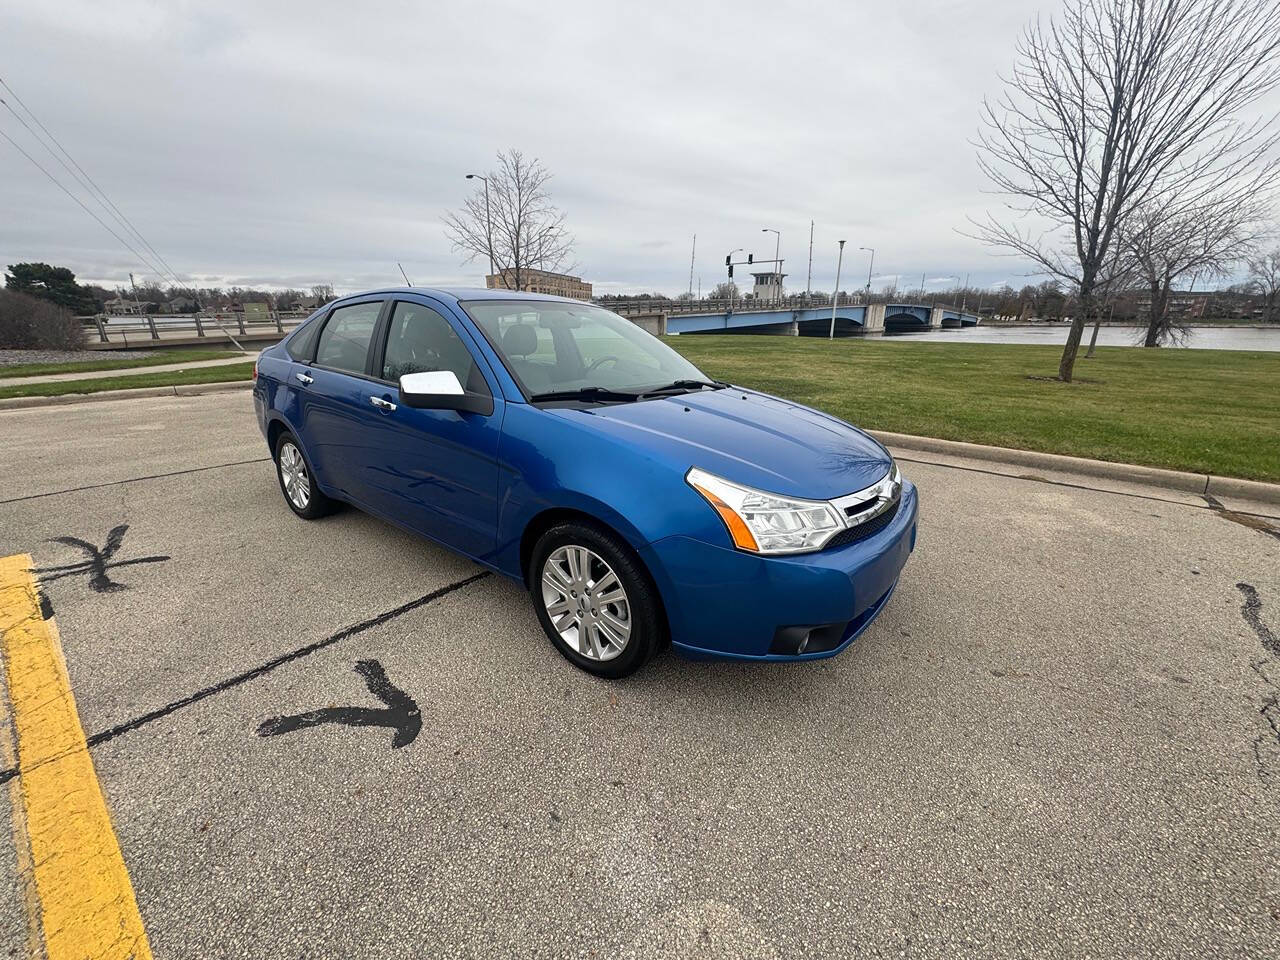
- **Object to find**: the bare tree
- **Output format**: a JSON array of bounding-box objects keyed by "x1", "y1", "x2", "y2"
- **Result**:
[
  {"x1": 1247, "y1": 246, "x2": 1280, "y2": 321},
  {"x1": 1123, "y1": 188, "x2": 1270, "y2": 346},
  {"x1": 444, "y1": 149, "x2": 574, "y2": 291},
  {"x1": 709, "y1": 281, "x2": 739, "y2": 300},
  {"x1": 976, "y1": 0, "x2": 1280, "y2": 381},
  {"x1": 310, "y1": 283, "x2": 335, "y2": 303}
]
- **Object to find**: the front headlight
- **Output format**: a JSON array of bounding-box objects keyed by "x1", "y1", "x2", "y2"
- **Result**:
[{"x1": 686, "y1": 467, "x2": 845, "y2": 555}]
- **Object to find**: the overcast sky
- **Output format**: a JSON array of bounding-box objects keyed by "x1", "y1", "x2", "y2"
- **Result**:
[{"x1": 1, "y1": 0, "x2": 1121, "y2": 297}]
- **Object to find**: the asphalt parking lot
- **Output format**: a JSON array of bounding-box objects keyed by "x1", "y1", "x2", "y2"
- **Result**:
[{"x1": 2, "y1": 391, "x2": 1279, "y2": 959}]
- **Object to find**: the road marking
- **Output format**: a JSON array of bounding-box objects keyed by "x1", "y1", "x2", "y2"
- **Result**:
[{"x1": 0, "y1": 553, "x2": 153, "y2": 960}]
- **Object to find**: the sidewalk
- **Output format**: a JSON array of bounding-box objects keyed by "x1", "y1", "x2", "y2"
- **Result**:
[{"x1": 0, "y1": 351, "x2": 258, "y2": 388}]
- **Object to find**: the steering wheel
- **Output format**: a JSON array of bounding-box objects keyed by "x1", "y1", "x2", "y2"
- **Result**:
[{"x1": 585, "y1": 355, "x2": 619, "y2": 373}]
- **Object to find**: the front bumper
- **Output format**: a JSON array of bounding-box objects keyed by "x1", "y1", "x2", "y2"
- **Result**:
[{"x1": 643, "y1": 481, "x2": 918, "y2": 661}]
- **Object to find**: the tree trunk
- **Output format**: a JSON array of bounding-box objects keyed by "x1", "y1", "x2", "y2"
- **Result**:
[
  {"x1": 1058, "y1": 286, "x2": 1093, "y2": 382},
  {"x1": 1143, "y1": 280, "x2": 1166, "y2": 347},
  {"x1": 1085, "y1": 306, "x2": 1103, "y2": 358}
]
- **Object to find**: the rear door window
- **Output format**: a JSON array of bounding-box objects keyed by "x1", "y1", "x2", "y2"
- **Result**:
[
  {"x1": 314, "y1": 302, "x2": 382, "y2": 375},
  {"x1": 285, "y1": 315, "x2": 323, "y2": 361}
]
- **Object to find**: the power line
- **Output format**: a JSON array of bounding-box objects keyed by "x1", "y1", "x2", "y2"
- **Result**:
[
  {"x1": 0, "y1": 76, "x2": 182, "y2": 285},
  {"x1": 0, "y1": 126, "x2": 172, "y2": 281}
]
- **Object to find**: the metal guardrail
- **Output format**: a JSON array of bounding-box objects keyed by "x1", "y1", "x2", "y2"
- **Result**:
[{"x1": 81, "y1": 312, "x2": 309, "y2": 345}]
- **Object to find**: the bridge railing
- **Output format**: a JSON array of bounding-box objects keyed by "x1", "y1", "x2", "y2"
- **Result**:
[
  {"x1": 599, "y1": 295, "x2": 986, "y2": 317},
  {"x1": 602, "y1": 295, "x2": 862, "y2": 316},
  {"x1": 80, "y1": 312, "x2": 310, "y2": 345}
]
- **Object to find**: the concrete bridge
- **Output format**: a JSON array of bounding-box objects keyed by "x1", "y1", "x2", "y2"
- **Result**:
[{"x1": 614, "y1": 299, "x2": 982, "y2": 337}]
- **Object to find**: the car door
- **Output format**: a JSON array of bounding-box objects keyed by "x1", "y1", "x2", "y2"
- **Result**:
[
  {"x1": 354, "y1": 297, "x2": 503, "y2": 559},
  {"x1": 295, "y1": 298, "x2": 387, "y2": 498}
]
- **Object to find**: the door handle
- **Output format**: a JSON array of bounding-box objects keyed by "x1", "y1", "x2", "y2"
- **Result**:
[
  {"x1": 370, "y1": 396, "x2": 397, "y2": 412},
  {"x1": 295, "y1": 372, "x2": 314, "y2": 385}
]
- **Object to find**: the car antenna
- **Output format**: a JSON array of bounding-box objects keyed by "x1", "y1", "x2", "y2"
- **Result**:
[{"x1": 397, "y1": 262, "x2": 413, "y2": 286}]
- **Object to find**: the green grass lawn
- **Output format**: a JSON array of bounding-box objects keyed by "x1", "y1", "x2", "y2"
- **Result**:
[
  {"x1": 5, "y1": 336, "x2": 1276, "y2": 483},
  {"x1": 665, "y1": 336, "x2": 1280, "y2": 483},
  {"x1": 0, "y1": 362, "x2": 256, "y2": 400},
  {"x1": 0, "y1": 348, "x2": 245, "y2": 378}
]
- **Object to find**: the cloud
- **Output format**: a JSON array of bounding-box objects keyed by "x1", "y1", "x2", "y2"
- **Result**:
[{"x1": 1, "y1": 0, "x2": 1057, "y2": 295}]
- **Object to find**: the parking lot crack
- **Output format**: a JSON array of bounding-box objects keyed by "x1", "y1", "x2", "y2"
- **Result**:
[{"x1": 1237, "y1": 583, "x2": 1280, "y2": 785}]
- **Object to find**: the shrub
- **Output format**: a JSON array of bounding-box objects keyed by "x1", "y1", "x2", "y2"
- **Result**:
[{"x1": 0, "y1": 289, "x2": 87, "y2": 350}]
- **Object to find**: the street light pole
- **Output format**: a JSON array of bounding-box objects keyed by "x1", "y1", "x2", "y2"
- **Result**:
[
  {"x1": 829, "y1": 240, "x2": 846, "y2": 340},
  {"x1": 465, "y1": 173, "x2": 494, "y2": 283},
  {"x1": 762, "y1": 228, "x2": 780, "y2": 303},
  {"x1": 860, "y1": 247, "x2": 875, "y2": 301}
]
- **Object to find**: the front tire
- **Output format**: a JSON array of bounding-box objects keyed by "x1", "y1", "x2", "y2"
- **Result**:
[
  {"x1": 530, "y1": 521, "x2": 663, "y2": 678},
  {"x1": 274, "y1": 432, "x2": 336, "y2": 520}
]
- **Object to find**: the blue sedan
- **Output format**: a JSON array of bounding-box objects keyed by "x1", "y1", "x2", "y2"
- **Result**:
[{"x1": 253, "y1": 288, "x2": 918, "y2": 677}]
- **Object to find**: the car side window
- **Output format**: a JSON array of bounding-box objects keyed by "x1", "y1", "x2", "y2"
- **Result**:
[
  {"x1": 285, "y1": 314, "x2": 323, "y2": 361},
  {"x1": 314, "y1": 302, "x2": 381, "y2": 375},
  {"x1": 382, "y1": 302, "x2": 485, "y2": 393}
]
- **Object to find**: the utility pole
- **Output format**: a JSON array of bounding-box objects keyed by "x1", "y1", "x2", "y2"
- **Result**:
[
  {"x1": 919, "y1": 272, "x2": 926, "y2": 301},
  {"x1": 829, "y1": 240, "x2": 846, "y2": 340},
  {"x1": 860, "y1": 247, "x2": 875, "y2": 301},
  {"x1": 961, "y1": 272, "x2": 969, "y2": 311},
  {"x1": 688, "y1": 234, "x2": 696, "y2": 299},
  {"x1": 806, "y1": 220, "x2": 814, "y2": 305}
]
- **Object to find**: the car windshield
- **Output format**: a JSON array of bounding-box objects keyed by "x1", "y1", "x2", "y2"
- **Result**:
[{"x1": 463, "y1": 300, "x2": 712, "y2": 399}]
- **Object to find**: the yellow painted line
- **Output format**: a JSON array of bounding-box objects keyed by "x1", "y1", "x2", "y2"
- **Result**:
[{"x1": 0, "y1": 553, "x2": 152, "y2": 960}]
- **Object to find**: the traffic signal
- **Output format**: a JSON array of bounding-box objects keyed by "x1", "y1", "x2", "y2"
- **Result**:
[
  {"x1": 728, "y1": 265, "x2": 734, "y2": 278},
  {"x1": 748, "y1": 253, "x2": 753, "y2": 264},
  {"x1": 725, "y1": 255, "x2": 731, "y2": 266}
]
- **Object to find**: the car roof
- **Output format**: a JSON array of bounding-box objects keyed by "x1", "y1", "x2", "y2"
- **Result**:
[{"x1": 331, "y1": 286, "x2": 587, "y2": 305}]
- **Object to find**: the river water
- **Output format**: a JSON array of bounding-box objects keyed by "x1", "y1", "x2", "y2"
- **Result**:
[{"x1": 884, "y1": 324, "x2": 1280, "y2": 352}]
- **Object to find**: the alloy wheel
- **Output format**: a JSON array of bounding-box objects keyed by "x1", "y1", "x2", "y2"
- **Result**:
[
  {"x1": 279, "y1": 442, "x2": 311, "y2": 510},
  {"x1": 540, "y1": 545, "x2": 632, "y2": 662}
]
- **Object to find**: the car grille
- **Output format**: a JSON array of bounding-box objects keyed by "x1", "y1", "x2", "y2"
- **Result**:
[{"x1": 824, "y1": 499, "x2": 900, "y2": 549}]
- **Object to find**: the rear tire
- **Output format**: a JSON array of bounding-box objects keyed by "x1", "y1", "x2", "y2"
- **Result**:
[
  {"x1": 274, "y1": 432, "x2": 336, "y2": 520},
  {"x1": 529, "y1": 521, "x2": 663, "y2": 678}
]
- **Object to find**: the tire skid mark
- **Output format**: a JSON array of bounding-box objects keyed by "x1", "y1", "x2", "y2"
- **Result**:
[{"x1": 0, "y1": 570, "x2": 490, "y2": 785}]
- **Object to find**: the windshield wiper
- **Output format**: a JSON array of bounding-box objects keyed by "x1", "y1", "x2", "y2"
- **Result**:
[
  {"x1": 529, "y1": 386, "x2": 640, "y2": 404},
  {"x1": 636, "y1": 379, "x2": 729, "y2": 397}
]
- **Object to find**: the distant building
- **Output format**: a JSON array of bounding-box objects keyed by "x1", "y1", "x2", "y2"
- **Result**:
[
  {"x1": 1137, "y1": 292, "x2": 1208, "y2": 319},
  {"x1": 239, "y1": 302, "x2": 272, "y2": 321},
  {"x1": 163, "y1": 296, "x2": 198, "y2": 313},
  {"x1": 750, "y1": 271, "x2": 786, "y2": 302},
  {"x1": 104, "y1": 298, "x2": 147, "y2": 316},
  {"x1": 486, "y1": 267, "x2": 592, "y2": 300}
]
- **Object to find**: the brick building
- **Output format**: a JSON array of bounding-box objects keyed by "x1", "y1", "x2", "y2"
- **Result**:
[{"x1": 486, "y1": 268, "x2": 592, "y2": 300}]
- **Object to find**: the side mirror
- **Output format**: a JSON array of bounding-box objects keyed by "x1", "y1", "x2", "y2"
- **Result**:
[{"x1": 398, "y1": 370, "x2": 493, "y2": 415}]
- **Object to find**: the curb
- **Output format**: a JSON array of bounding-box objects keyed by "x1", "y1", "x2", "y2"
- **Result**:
[
  {"x1": 0, "y1": 378, "x2": 252, "y2": 410},
  {"x1": 869, "y1": 430, "x2": 1280, "y2": 507}
]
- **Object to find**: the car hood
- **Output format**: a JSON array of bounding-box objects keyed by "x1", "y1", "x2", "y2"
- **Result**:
[{"x1": 548, "y1": 387, "x2": 892, "y2": 500}]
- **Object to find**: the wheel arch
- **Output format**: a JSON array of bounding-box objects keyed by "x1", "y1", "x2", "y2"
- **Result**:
[{"x1": 519, "y1": 506, "x2": 671, "y2": 645}]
